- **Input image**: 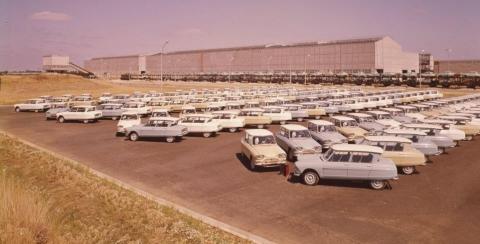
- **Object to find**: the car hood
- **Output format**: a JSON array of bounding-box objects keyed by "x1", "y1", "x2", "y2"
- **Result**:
[
  {"x1": 252, "y1": 144, "x2": 285, "y2": 157},
  {"x1": 288, "y1": 138, "x2": 321, "y2": 149},
  {"x1": 312, "y1": 132, "x2": 346, "y2": 142},
  {"x1": 338, "y1": 127, "x2": 367, "y2": 136}
]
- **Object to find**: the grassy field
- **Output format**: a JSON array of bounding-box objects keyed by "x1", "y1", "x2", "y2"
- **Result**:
[
  {"x1": 0, "y1": 73, "x2": 476, "y2": 105},
  {"x1": 0, "y1": 134, "x2": 249, "y2": 244}
]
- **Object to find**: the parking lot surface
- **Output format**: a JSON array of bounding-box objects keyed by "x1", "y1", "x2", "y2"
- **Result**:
[{"x1": 1, "y1": 107, "x2": 480, "y2": 243}]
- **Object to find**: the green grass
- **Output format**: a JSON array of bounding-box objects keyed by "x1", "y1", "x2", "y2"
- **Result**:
[{"x1": 0, "y1": 134, "x2": 249, "y2": 243}]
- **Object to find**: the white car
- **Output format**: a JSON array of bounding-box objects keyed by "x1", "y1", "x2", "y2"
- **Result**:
[
  {"x1": 420, "y1": 119, "x2": 466, "y2": 141},
  {"x1": 117, "y1": 112, "x2": 142, "y2": 135},
  {"x1": 179, "y1": 114, "x2": 222, "y2": 138},
  {"x1": 365, "y1": 110, "x2": 402, "y2": 128},
  {"x1": 262, "y1": 106, "x2": 292, "y2": 124},
  {"x1": 123, "y1": 102, "x2": 151, "y2": 116},
  {"x1": 56, "y1": 106, "x2": 102, "y2": 123},
  {"x1": 212, "y1": 111, "x2": 246, "y2": 132},
  {"x1": 151, "y1": 108, "x2": 170, "y2": 118},
  {"x1": 14, "y1": 99, "x2": 50, "y2": 112}
]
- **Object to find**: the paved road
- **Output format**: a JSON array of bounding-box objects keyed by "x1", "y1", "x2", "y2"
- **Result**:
[{"x1": 1, "y1": 107, "x2": 480, "y2": 243}]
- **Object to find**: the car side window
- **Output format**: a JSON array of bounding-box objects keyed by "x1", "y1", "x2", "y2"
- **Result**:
[
  {"x1": 328, "y1": 152, "x2": 349, "y2": 162},
  {"x1": 351, "y1": 152, "x2": 373, "y2": 163},
  {"x1": 307, "y1": 123, "x2": 316, "y2": 131}
]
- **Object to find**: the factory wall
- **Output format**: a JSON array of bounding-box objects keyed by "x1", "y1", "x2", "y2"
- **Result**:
[
  {"x1": 84, "y1": 55, "x2": 145, "y2": 78},
  {"x1": 434, "y1": 60, "x2": 480, "y2": 73}
]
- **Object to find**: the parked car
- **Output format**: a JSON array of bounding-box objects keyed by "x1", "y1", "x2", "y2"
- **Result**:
[
  {"x1": 381, "y1": 129, "x2": 441, "y2": 156},
  {"x1": 361, "y1": 136, "x2": 426, "y2": 175},
  {"x1": 98, "y1": 103, "x2": 126, "y2": 120},
  {"x1": 123, "y1": 102, "x2": 151, "y2": 116},
  {"x1": 99, "y1": 93, "x2": 113, "y2": 104},
  {"x1": 262, "y1": 106, "x2": 292, "y2": 124},
  {"x1": 300, "y1": 102, "x2": 326, "y2": 119},
  {"x1": 317, "y1": 101, "x2": 339, "y2": 114},
  {"x1": 307, "y1": 120, "x2": 347, "y2": 149},
  {"x1": 400, "y1": 123, "x2": 456, "y2": 150},
  {"x1": 108, "y1": 94, "x2": 130, "y2": 104},
  {"x1": 151, "y1": 108, "x2": 170, "y2": 118},
  {"x1": 436, "y1": 115, "x2": 480, "y2": 140},
  {"x1": 56, "y1": 106, "x2": 102, "y2": 123},
  {"x1": 45, "y1": 103, "x2": 69, "y2": 119},
  {"x1": 14, "y1": 99, "x2": 50, "y2": 112},
  {"x1": 238, "y1": 108, "x2": 272, "y2": 129},
  {"x1": 275, "y1": 124, "x2": 323, "y2": 161},
  {"x1": 179, "y1": 114, "x2": 222, "y2": 138},
  {"x1": 179, "y1": 105, "x2": 197, "y2": 118},
  {"x1": 420, "y1": 119, "x2": 466, "y2": 141},
  {"x1": 116, "y1": 112, "x2": 142, "y2": 135},
  {"x1": 71, "y1": 95, "x2": 94, "y2": 107},
  {"x1": 282, "y1": 104, "x2": 309, "y2": 122},
  {"x1": 380, "y1": 107, "x2": 415, "y2": 123},
  {"x1": 365, "y1": 110, "x2": 402, "y2": 128},
  {"x1": 125, "y1": 117, "x2": 187, "y2": 143},
  {"x1": 211, "y1": 111, "x2": 245, "y2": 132},
  {"x1": 240, "y1": 129, "x2": 287, "y2": 170},
  {"x1": 292, "y1": 144, "x2": 398, "y2": 190},
  {"x1": 347, "y1": 112, "x2": 386, "y2": 132},
  {"x1": 329, "y1": 116, "x2": 368, "y2": 143}
]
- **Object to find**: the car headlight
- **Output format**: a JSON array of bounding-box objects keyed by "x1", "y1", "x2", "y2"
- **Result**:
[
  {"x1": 117, "y1": 125, "x2": 124, "y2": 128},
  {"x1": 254, "y1": 155, "x2": 265, "y2": 160},
  {"x1": 278, "y1": 153, "x2": 286, "y2": 158},
  {"x1": 323, "y1": 140, "x2": 332, "y2": 145},
  {"x1": 347, "y1": 133, "x2": 355, "y2": 139},
  {"x1": 314, "y1": 146, "x2": 323, "y2": 151},
  {"x1": 294, "y1": 146, "x2": 303, "y2": 151}
]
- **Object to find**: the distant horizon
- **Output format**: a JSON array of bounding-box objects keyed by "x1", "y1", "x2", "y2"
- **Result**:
[{"x1": 2, "y1": 0, "x2": 479, "y2": 70}]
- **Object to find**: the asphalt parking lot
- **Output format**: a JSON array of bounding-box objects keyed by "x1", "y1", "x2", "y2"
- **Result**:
[{"x1": 1, "y1": 107, "x2": 480, "y2": 244}]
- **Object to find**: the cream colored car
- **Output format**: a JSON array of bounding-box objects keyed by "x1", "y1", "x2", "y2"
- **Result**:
[
  {"x1": 241, "y1": 129, "x2": 287, "y2": 170},
  {"x1": 238, "y1": 108, "x2": 272, "y2": 129},
  {"x1": 329, "y1": 116, "x2": 368, "y2": 142},
  {"x1": 361, "y1": 136, "x2": 426, "y2": 175}
]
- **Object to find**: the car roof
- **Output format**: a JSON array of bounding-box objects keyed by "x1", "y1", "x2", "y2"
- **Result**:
[
  {"x1": 347, "y1": 112, "x2": 372, "y2": 118},
  {"x1": 246, "y1": 129, "x2": 273, "y2": 137},
  {"x1": 364, "y1": 136, "x2": 412, "y2": 143},
  {"x1": 121, "y1": 111, "x2": 139, "y2": 115},
  {"x1": 401, "y1": 123, "x2": 442, "y2": 130},
  {"x1": 241, "y1": 108, "x2": 264, "y2": 112},
  {"x1": 281, "y1": 124, "x2": 307, "y2": 131},
  {"x1": 183, "y1": 114, "x2": 214, "y2": 118},
  {"x1": 212, "y1": 110, "x2": 239, "y2": 115},
  {"x1": 149, "y1": 117, "x2": 179, "y2": 122},
  {"x1": 331, "y1": 144, "x2": 383, "y2": 154},
  {"x1": 308, "y1": 120, "x2": 333, "y2": 126},
  {"x1": 330, "y1": 115, "x2": 355, "y2": 121},
  {"x1": 383, "y1": 128, "x2": 427, "y2": 136},
  {"x1": 381, "y1": 107, "x2": 402, "y2": 112},
  {"x1": 421, "y1": 119, "x2": 454, "y2": 124},
  {"x1": 367, "y1": 110, "x2": 390, "y2": 115},
  {"x1": 73, "y1": 105, "x2": 95, "y2": 108},
  {"x1": 181, "y1": 105, "x2": 196, "y2": 110},
  {"x1": 152, "y1": 108, "x2": 169, "y2": 112},
  {"x1": 102, "y1": 103, "x2": 122, "y2": 106}
]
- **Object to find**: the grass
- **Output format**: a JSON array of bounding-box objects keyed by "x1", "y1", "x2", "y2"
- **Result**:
[{"x1": 0, "y1": 134, "x2": 249, "y2": 244}]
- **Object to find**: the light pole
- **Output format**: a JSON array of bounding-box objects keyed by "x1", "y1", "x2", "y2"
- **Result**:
[
  {"x1": 304, "y1": 54, "x2": 311, "y2": 85},
  {"x1": 228, "y1": 56, "x2": 234, "y2": 82},
  {"x1": 160, "y1": 40, "x2": 169, "y2": 82},
  {"x1": 445, "y1": 48, "x2": 452, "y2": 72}
]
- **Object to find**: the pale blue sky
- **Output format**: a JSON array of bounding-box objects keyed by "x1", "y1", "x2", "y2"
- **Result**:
[{"x1": 1, "y1": 0, "x2": 479, "y2": 70}]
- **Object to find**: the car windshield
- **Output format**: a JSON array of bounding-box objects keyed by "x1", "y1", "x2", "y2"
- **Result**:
[
  {"x1": 359, "y1": 117, "x2": 374, "y2": 122},
  {"x1": 121, "y1": 114, "x2": 138, "y2": 120},
  {"x1": 266, "y1": 108, "x2": 281, "y2": 113},
  {"x1": 378, "y1": 114, "x2": 392, "y2": 120},
  {"x1": 338, "y1": 120, "x2": 357, "y2": 127},
  {"x1": 252, "y1": 135, "x2": 275, "y2": 145},
  {"x1": 290, "y1": 130, "x2": 310, "y2": 138},
  {"x1": 152, "y1": 112, "x2": 168, "y2": 117}
]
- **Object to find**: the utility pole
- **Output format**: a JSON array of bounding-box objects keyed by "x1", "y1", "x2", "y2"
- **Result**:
[
  {"x1": 304, "y1": 54, "x2": 311, "y2": 85},
  {"x1": 160, "y1": 40, "x2": 169, "y2": 82}
]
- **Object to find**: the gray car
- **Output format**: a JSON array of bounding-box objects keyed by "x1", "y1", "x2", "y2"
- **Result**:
[
  {"x1": 307, "y1": 120, "x2": 347, "y2": 149},
  {"x1": 282, "y1": 104, "x2": 309, "y2": 122},
  {"x1": 292, "y1": 144, "x2": 398, "y2": 190},
  {"x1": 400, "y1": 123, "x2": 456, "y2": 151},
  {"x1": 125, "y1": 118, "x2": 187, "y2": 143},
  {"x1": 45, "y1": 103, "x2": 69, "y2": 119},
  {"x1": 98, "y1": 103, "x2": 126, "y2": 120},
  {"x1": 381, "y1": 129, "x2": 441, "y2": 156},
  {"x1": 275, "y1": 124, "x2": 322, "y2": 161},
  {"x1": 347, "y1": 112, "x2": 386, "y2": 132}
]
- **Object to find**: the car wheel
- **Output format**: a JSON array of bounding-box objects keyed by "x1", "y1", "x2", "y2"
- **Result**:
[
  {"x1": 280, "y1": 121, "x2": 286, "y2": 125},
  {"x1": 228, "y1": 127, "x2": 237, "y2": 133},
  {"x1": 166, "y1": 137, "x2": 175, "y2": 143},
  {"x1": 129, "y1": 132, "x2": 139, "y2": 141},
  {"x1": 14, "y1": 107, "x2": 20, "y2": 112},
  {"x1": 297, "y1": 118, "x2": 303, "y2": 122},
  {"x1": 465, "y1": 135, "x2": 473, "y2": 141},
  {"x1": 401, "y1": 166, "x2": 415, "y2": 175},
  {"x1": 302, "y1": 171, "x2": 319, "y2": 186},
  {"x1": 315, "y1": 116, "x2": 320, "y2": 119},
  {"x1": 203, "y1": 132, "x2": 211, "y2": 138},
  {"x1": 83, "y1": 120, "x2": 89, "y2": 124},
  {"x1": 257, "y1": 124, "x2": 264, "y2": 129},
  {"x1": 35, "y1": 109, "x2": 39, "y2": 113},
  {"x1": 57, "y1": 116, "x2": 65, "y2": 123},
  {"x1": 112, "y1": 116, "x2": 118, "y2": 121},
  {"x1": 287, "y1": 150, "x2": 295, "y2": 162},
  {"x1": 370, "y1": 180, "x2": 387, "y2": 190}
]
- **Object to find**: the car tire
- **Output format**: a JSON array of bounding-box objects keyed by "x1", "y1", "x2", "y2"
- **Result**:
[
  {"x1": 129, "y1": 132, "x2": 139, "y2": 141},
  {"x1": 203, "y1": 132, "x2": 212, "y2": 138},
  {"x1": 280, "y1": 121, "x2": 286, "y2": 125},
  {"x1": 35, "y1": 109, "x2": 39, "y2": 113},
  {"x1": 83, "y1": 120, "x2": 89, "y2": 124},
  {"x1": 228, "y1": 127, "x2": 237, "y2": 133},
  {"x1": 401, "y1": 166, "x2": 415, "y2": 175},
  {"x1": 257, "y1": 124, "x2": 264, "y2": 129},
  {"x1": 249, "y1": 156, "x2": 256, "y2": 171},
  {"x1": 302, "y1": 171, "x2": 319, "y2": 186},
  {"x1": 297, "y1": 118, "x2": 303, "y2": 122},
  {"x1": 166, "y1": 137, "x2": 175, "y2": 143},
  {"x1": 370, "y1": 180, "x2": 387, "y2": 190},
  {"x1": 57, "y1": 116, "x2": 65, "y2": 123},
  {"x1": 287, "y1": 149, "x2": 296, "y2": 162},
  {"x1": 14, "y1": 107, "x2": 20, "y2": 112},
  {"x1": 315, "y1": 116, "x2": 320, "y2": 119},
  {"x1": 112, "y1": 117, "x2": 118, "y2": 121}
]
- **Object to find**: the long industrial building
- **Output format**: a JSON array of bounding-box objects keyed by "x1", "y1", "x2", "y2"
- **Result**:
[
  {"x1": 434, "y1": 60, "x2": 480, "y2": 73},
  {"x1": 84, "y1": 36, "x2": 419, "y2": 79}
]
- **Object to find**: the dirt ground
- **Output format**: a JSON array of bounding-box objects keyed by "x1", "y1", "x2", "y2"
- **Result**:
[{"x1": 1, "y1": 108, "x2": 479, "y2": 244}]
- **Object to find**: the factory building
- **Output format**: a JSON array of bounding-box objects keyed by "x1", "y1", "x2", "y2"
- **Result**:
[
  {"x1": 84, "y1": 55, "x2": 146, "y2": 79},
  {"x1": 84, "y1": 36, "x2": 419, "y2": 78},
  {"x1": 434, "y1": 60, "x2": 480, "y2": 73}
]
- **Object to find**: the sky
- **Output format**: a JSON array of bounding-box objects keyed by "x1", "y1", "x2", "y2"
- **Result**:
[{"x1": 1, "y1": 0, "x2": 479, "y2": 70}]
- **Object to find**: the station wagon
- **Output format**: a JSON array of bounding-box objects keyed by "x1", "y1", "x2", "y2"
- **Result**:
[
  {"x1": 275, "y1": 124, "x2": 322, "y2": 161},
  {"x1": 125, "y1": 118, "x2": 187, "y2": 143},
  {"x1": 240, "y1": 129, "x2": 287, "y2": 170},
  {"x1": 307, "y1": 120, "x2": 347, "y2": 149}
]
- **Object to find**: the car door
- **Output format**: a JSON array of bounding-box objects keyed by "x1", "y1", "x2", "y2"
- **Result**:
[
  {"x1": 322, "y1": 152, "x2": 350, "y2": 179},
  {"x1": 346, "y1": 152, "x2": 372, "y2": 179}
]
